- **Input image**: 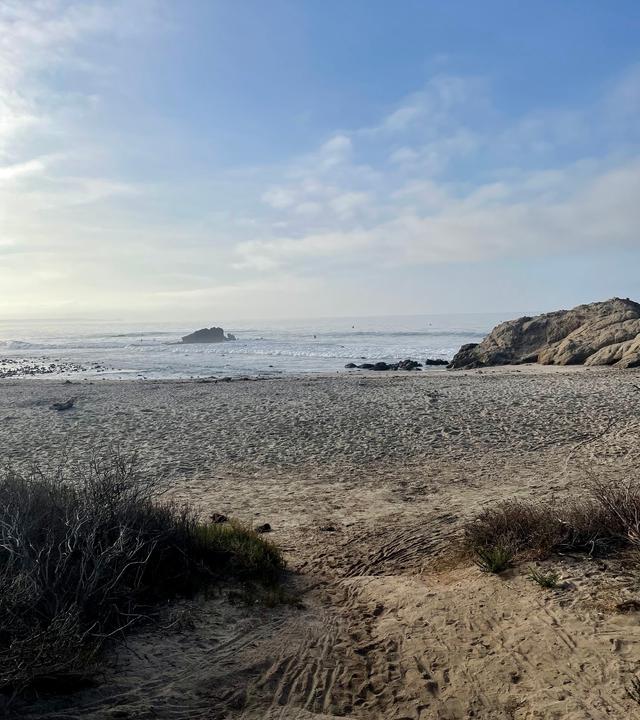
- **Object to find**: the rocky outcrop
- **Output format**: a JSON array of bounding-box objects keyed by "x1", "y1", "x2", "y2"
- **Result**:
[
  {"x1": 181, "y1": 327, "x2": 236, "y2": 344},
  {"x1": 449, "y1": 298, "x2": 640, "y2": 370}
]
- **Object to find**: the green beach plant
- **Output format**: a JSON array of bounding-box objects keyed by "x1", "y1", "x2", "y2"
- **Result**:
[
  {"x1": 0, "y1": 453, "x2": 285, "y2": 694},
  {"x1": 192, "y1": 520, "x2": 284, "y2": 584},
  {"x1": 474, "y1": 545, "x2": 513, "y2": 574},
  {"x1": 527, "y1": 566, "x2": 560, "y2": 589}
]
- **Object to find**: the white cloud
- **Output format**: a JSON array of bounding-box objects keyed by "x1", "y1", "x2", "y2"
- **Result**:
[
  {"x1": 0, "y1": 3, "x2": 638, "y2": 319},
  {"x1": 362, "y1": 75, "x2": 487, "y2": 138},
  {"x1": 231, "y1": 63, "x2": 640, "y2": 292},
  {"x1": 0, "y1": 157, "x2": 46, "y2": 182},
  {"x1": 0, "y1": 2, "x2": 129, "y2": 151},
  {"x1": 383, "y1": 105, "x2": 422, "y2": 132},
  {"x1": 293, "y1": 201, "x2": 323, "y2": 216},
  {"x1": 312, "y1": 134, "x2": 353, "y2": 170},
  {"x1": 0, "y1": 1, "x2": 159, "y2": 310},
  {"x1": 389, "y1": 147, "x2": 419, "y2": 164},
  {"x1": 261, "y1": 187, "x2": 296, "y2": 209},
  {"x1": 234, "y1": 230, "x2": 372, "y2": 271},
  {"x1": 0, "y1": 0, "x2": 162, "y2": 162},
  {"x1": 389, "y1": 130, "x2": 478, "y2": 174},
  {"x1": 329, "y1": 191, "x2": 369, "y2": 217},
  {"x1": 236, "y1": 157, "x2": 640, "y2": 271}
]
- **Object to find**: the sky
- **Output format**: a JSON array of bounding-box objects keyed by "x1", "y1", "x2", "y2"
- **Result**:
[{"x1": 1, "y1": 0, "x2": 639, "y2": 321}]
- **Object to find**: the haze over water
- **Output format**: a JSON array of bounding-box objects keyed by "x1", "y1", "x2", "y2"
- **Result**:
[{"x1": 0, "y1": 313, "x2": 510, "y2": 379}]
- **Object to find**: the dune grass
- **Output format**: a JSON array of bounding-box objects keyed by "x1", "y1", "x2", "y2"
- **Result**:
[
  {"x1": 473, "y1": 545, "x2": 513, "y2": 574},
  {"x1": 527, "y1": 566, "x2": 561, "y2": 589},
  {"x1": 464, "y1": 478, "x2": 640, "y2": 563},
  {"x1": 0, "y1": 454, "x2": 284, "y2": 694},
  {"x1": 191, "y1": 521, "x2": 284, "y2": 584}
]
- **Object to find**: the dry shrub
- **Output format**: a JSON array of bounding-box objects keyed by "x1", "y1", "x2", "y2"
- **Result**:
[
  {"x1": 590, "y1": 479, "x2": 640, "y2": 544},
  {"x1": 464, "y1": 478, "x2": 640, "y2": 560},
  {"x1": 464, "y1": 499, "x2": 561, "y2": 559},
  {"x1": 0, "y1": 454, "x2": 284, "y2": 694}
]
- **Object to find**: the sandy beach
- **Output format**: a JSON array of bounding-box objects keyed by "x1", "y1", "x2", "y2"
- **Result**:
[
  {"x1": 4, "y1": 366, "x2": 640, "y2": 719},
  {"x1": 4, "y1": 0, "x2": 638, "y2": 716}
]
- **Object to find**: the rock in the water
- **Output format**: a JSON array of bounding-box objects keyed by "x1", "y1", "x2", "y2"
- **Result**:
[
  {"x1": 348, "y1": 358, "x2": 423, "y2": 371},
  {"x1": 449, "y1": 298, "x2": 640, "y2": 369},
  {"x1": 181, "y1": 327, "x2": 236, "y2": 344},
  {"x1": 424, "y1": 358, "x2": 448, "y2": 366},
  {"x1": 373, "y1": 362, "x2": 391, "y2": 371},
  {"x1": 210, "y1": 513, "x2": 228, "y2": 524},
  {"x1": 397, "y1": 359, "x2": 421, "y2": 370},
  {"x1": 255, "y1": 523, "x2": 272, "y2": 533}
]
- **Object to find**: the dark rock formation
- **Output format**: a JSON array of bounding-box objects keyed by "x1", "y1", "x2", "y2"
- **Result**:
[
  {"x1": 345, "y1": 358, "x2": 424, "y2": 371},
  {"x1": 373, "y1": 362, "x2": 391, "y2": 371},
  {"x1": 449, "y1": 298, "x2": 640, "y2": 369},
  {"x1": 424, "y1": 358, "x2": 448, "y2": 366},
  {"x1": 397, "y1": 359, "x2": 421, "y2": 370},
  {"x1": 181, "y1": 327, "x2": 236, "y2": 344}
]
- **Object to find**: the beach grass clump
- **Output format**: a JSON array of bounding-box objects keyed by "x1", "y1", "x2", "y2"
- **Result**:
[
  {"x1": 464, "y1": 478, "x2": 640, "y2": 562},
  {"x1": 191, "y1": 521, "x2": 284, "y2": 584},
  {"x1": 0, "y1": 454, "x2": 284, "y2": 693},
  {"x1": 527, "y1": 566, "x2": 560, "y2": 589},
  {"x1": 474, "y1": 545, "x2": 513, "y2": 574}
]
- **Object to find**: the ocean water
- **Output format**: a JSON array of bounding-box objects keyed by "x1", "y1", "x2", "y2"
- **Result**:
[{"x1": 0, "y1": 314, "x2": 509, "y2": 379}]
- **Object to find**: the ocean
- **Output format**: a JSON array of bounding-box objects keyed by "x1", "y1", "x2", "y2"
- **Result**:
[{"x1": 0, "y1": 313, "x2": 509, "y2": 379}]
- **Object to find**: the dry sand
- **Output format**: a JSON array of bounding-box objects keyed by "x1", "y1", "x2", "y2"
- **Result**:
[{"x1": 3, "y1": 366, "x2": 640, "y2": 719}]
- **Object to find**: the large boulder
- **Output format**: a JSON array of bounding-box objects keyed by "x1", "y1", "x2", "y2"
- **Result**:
[
  {"x1": 181, "y1": 327, "x2": 236, "y2": 344},
  {"x1": 449, "y1": 298, "x2": 640, "y2": 369}
]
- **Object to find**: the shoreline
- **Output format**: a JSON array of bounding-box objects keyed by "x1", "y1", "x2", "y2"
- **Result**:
[{"x1": 0, "y1": 361, "x2": 620, "y2": 383}]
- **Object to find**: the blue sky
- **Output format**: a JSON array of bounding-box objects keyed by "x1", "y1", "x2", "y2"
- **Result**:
[{"x1": 1, "y1": 0, "x2": 639, "y2": 319}]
